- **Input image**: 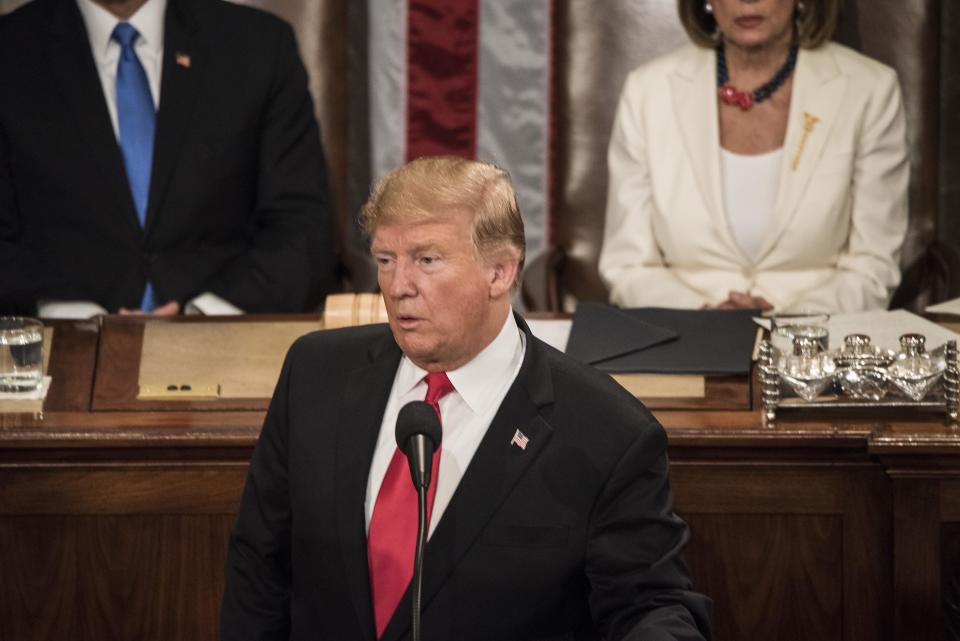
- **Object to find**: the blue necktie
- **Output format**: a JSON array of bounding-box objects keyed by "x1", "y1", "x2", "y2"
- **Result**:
[{"x1": 113, "y1": 22, "x2": 156, "y2": 310}]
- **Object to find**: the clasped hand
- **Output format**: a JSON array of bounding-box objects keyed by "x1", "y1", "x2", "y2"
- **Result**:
[
  {"x1": 704, "y1": 291, "x2": 773, "y2": 311},
  {"x1": 118, "y1": 301, "x2": 181, "y2": 316}
]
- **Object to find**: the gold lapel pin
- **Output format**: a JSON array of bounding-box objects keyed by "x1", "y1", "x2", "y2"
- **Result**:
[
  {"x1": 175, "y1": 52, "x2": 192, "y2": 68},
  {"x1": 791, "y1": 111, "x2": 821, "y2": 171}
]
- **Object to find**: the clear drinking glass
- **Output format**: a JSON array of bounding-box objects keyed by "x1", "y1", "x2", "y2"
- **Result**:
[{"x1": 0, "y1": 317, "x2": 44, "y2": 392}]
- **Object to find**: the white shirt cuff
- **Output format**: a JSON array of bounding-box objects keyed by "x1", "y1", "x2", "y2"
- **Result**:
[
  {"x1": 37, "y1": 300, "x2": 109, "y2": 319},
  {"x1": 184, "y1": 292, "x2": 244, "y2": 316}
]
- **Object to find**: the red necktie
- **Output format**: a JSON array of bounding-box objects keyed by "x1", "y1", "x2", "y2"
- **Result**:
[{"x1": 368, "y1": 371, "x2": 454, "y2": 638}]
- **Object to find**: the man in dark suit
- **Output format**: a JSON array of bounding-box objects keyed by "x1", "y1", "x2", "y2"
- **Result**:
[
  {"x1": 221, "y1": 157, "x2": 710, "y2": 641},
  {"x1": 0, "y1": 0, "x2": 337, "y2": 316}
]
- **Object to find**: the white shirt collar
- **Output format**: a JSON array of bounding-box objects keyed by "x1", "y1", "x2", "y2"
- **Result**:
[
  {"x1": 394, "y1": 310, "x2": 524, "y2": 415},
  {"x1": 76, "y1": 0, "x2": 167, "y2": 60}
]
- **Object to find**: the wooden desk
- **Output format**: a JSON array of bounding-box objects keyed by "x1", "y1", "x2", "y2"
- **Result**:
[{"x1": 1, "y1": 317, "x2": 959, "y2": 641}]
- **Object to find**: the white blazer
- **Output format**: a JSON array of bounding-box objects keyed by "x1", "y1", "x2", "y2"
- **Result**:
[{"x1": 599, "y1": 42, "x2": 909, "y2": 312}]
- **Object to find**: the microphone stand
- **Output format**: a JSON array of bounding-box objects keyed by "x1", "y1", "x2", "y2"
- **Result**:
[
  {"x1": 412, "y1": 485, "x2": 428, "y2": 641},
  {"x1": 396, "y1": 404, "x2": 441, "y2": 641}
]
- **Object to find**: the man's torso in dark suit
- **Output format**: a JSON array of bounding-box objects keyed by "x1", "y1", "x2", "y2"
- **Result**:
[
  {"x1": 221, "y1": 319, "x2": 711, "y2": 641},
  {"x1": 0, "y1": 0, "x2": 337, "y2": 313}
]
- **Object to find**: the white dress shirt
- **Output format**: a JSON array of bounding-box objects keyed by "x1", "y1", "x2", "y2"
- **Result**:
[
  {"x1": 365, "y1": 311, "x2": 526, "y2": 538},
  {"x1": 76, "y1": 0, "x2": 166, "y2": 139}
]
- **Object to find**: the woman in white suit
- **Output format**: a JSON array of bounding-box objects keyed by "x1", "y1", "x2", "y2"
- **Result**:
[{"x1": 599, "y1": 0, "x2": 908, "y2": 312}]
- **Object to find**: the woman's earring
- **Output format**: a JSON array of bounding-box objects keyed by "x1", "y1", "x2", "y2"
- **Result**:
[
  {"x1": 705, "y1": 2, "x2": 714, "y2": 14},
  {"x1": 797, "y1": 1, "x2": 806, "y2": 12}
]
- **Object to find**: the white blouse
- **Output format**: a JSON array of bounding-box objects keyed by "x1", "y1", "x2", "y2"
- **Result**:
[{"x1": 720, "y1": 147, "x2": 783, "y2": 262}]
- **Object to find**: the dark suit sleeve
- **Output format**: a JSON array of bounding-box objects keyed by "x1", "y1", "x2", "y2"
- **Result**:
[
  {"x1": 221, "y1": 343, "x2": 297, "y2": 640},
  {"x1": 0, "y1": 115, "x2": 45, "y2": 315},
  {"x1": 586, "y1": 421, "x2": 712, "y2": 641},
  {"x1": 201, "y1": 22, "x2": 337, "y2": 312}
]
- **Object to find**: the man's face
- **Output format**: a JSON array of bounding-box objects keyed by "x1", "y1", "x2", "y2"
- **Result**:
[
  {"x1": 372, "y1": 210, "x2": 507, "y2": 372},
  {"x1": 92, "y1": 0, "x2": 150, "y2": 20}
]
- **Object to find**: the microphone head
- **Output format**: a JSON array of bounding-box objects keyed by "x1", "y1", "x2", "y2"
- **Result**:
[{"x1": 395, "y1": 400, "x2": 442, "y2": 450}]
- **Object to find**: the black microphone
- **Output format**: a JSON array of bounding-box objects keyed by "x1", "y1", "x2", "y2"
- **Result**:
[
  {"x1": 394, "y1": 400, "x2": 443, "y2": 641},
  {"x1": 395, "y1": 400, "x2": 443, "y2": 490}
]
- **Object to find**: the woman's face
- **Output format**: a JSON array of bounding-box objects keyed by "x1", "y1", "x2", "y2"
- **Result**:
[{"x1": 711, "y1": 0, "x2": 797, "y2": 50}]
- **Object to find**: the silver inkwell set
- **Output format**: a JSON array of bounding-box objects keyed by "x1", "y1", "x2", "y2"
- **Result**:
[{"x1": 759, "y1": 330, "x2": 960, "y2": 424}]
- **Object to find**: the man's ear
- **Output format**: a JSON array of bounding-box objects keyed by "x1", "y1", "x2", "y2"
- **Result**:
[{"x1": 485, "y1": 250, "x2": 520, "y2": 299}]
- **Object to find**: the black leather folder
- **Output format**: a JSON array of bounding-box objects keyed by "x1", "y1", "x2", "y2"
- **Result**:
[{"x1": 566, "y1": 302, "x2": 757, "y2": 375}]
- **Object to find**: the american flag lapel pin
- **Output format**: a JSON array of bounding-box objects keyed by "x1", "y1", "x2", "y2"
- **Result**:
[
  {"x1": 510, "y1": 429, "x2": 530, "y2": 451},
  {"x1": 175, "y1": 52, "x2": 192, "y2": 68}
]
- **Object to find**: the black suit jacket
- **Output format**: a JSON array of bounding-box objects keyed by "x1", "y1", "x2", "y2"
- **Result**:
[
  {"x1": 221, "y1": 317, "x2": 711, "y2": 641},
  {"x1": 0, "y1": 0, "x2": 337, "y2": 314}
]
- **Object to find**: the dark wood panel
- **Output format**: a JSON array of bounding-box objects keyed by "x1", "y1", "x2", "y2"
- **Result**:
[
  {"x1": 943, "y1": 523, "x2": 960, "y2": 641},
  {"x1": 842, "y1": 468, "x2": 893, "y2": 641},
  {"x1": 0, "y1": 469, "x2": 247, "y2": 515},
  {"x1": 671, "y1": 466, "x2": 844, "y2": 514},
  {"x1": 44, "y1": 320, "x2": 100, "y2": 412},
  {"x1": 0, "y1": 515, "x2": 79, "y2": 639},
  {"x1": 943, "y1": 481, "x2": 960, "y2": 521},
  {"x1": 895, "y1": 479, "x2": 943, "y2": 641},
  {"x1": 682, "y1": 514, "x2": 842, "y2": 641},
  {"x1": 0, "y1": 515, "x2": 232, "y2": 641},
  {"x1": 91, "y1": 319, "x2": 144, "y2": 412},
  {"x1": 0, "y1": 410, "x2": 262, "y2": 450}
]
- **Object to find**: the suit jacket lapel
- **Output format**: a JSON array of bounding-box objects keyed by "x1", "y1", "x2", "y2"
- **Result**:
[
  {"x1": 145, "y1": 0, "x2": 206, "y2": 234},
  {"x1": 756, "y1": 45, "x2": 846, "y2": 262},
  {"x1": 47, "y1": 0, "x2": 143, "y2": 241},
  {"x1": 381, "y1": 316, "x2": 556, "y2": 641},
  {"x1": 337, "y1": 331, "x2": 403, "y2": 641},
  {"x1": 669, "y1": 46, "x2": 747, "y2": 262}
]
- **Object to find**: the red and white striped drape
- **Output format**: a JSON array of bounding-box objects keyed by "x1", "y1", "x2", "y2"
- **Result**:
[{"x1": 368, "y1": 0, "x2": 555, "y2": 260}]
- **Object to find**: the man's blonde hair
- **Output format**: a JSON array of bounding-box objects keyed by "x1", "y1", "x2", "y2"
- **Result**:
[{"x1": 361, "y1": 156, "x2": 526, "y2": 277}]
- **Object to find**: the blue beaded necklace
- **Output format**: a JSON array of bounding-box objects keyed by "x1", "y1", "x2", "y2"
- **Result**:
[{"x1": 716, "y1": 43, "x2": 798, "y2": 110}]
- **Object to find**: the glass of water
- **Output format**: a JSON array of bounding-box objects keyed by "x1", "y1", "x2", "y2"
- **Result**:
[
  {"x1": 770, "y1": 311, "x2": 830, "y2": 359},
  {"x1": 0, "y1": 317, "x2": 44, "y2": 392}
]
